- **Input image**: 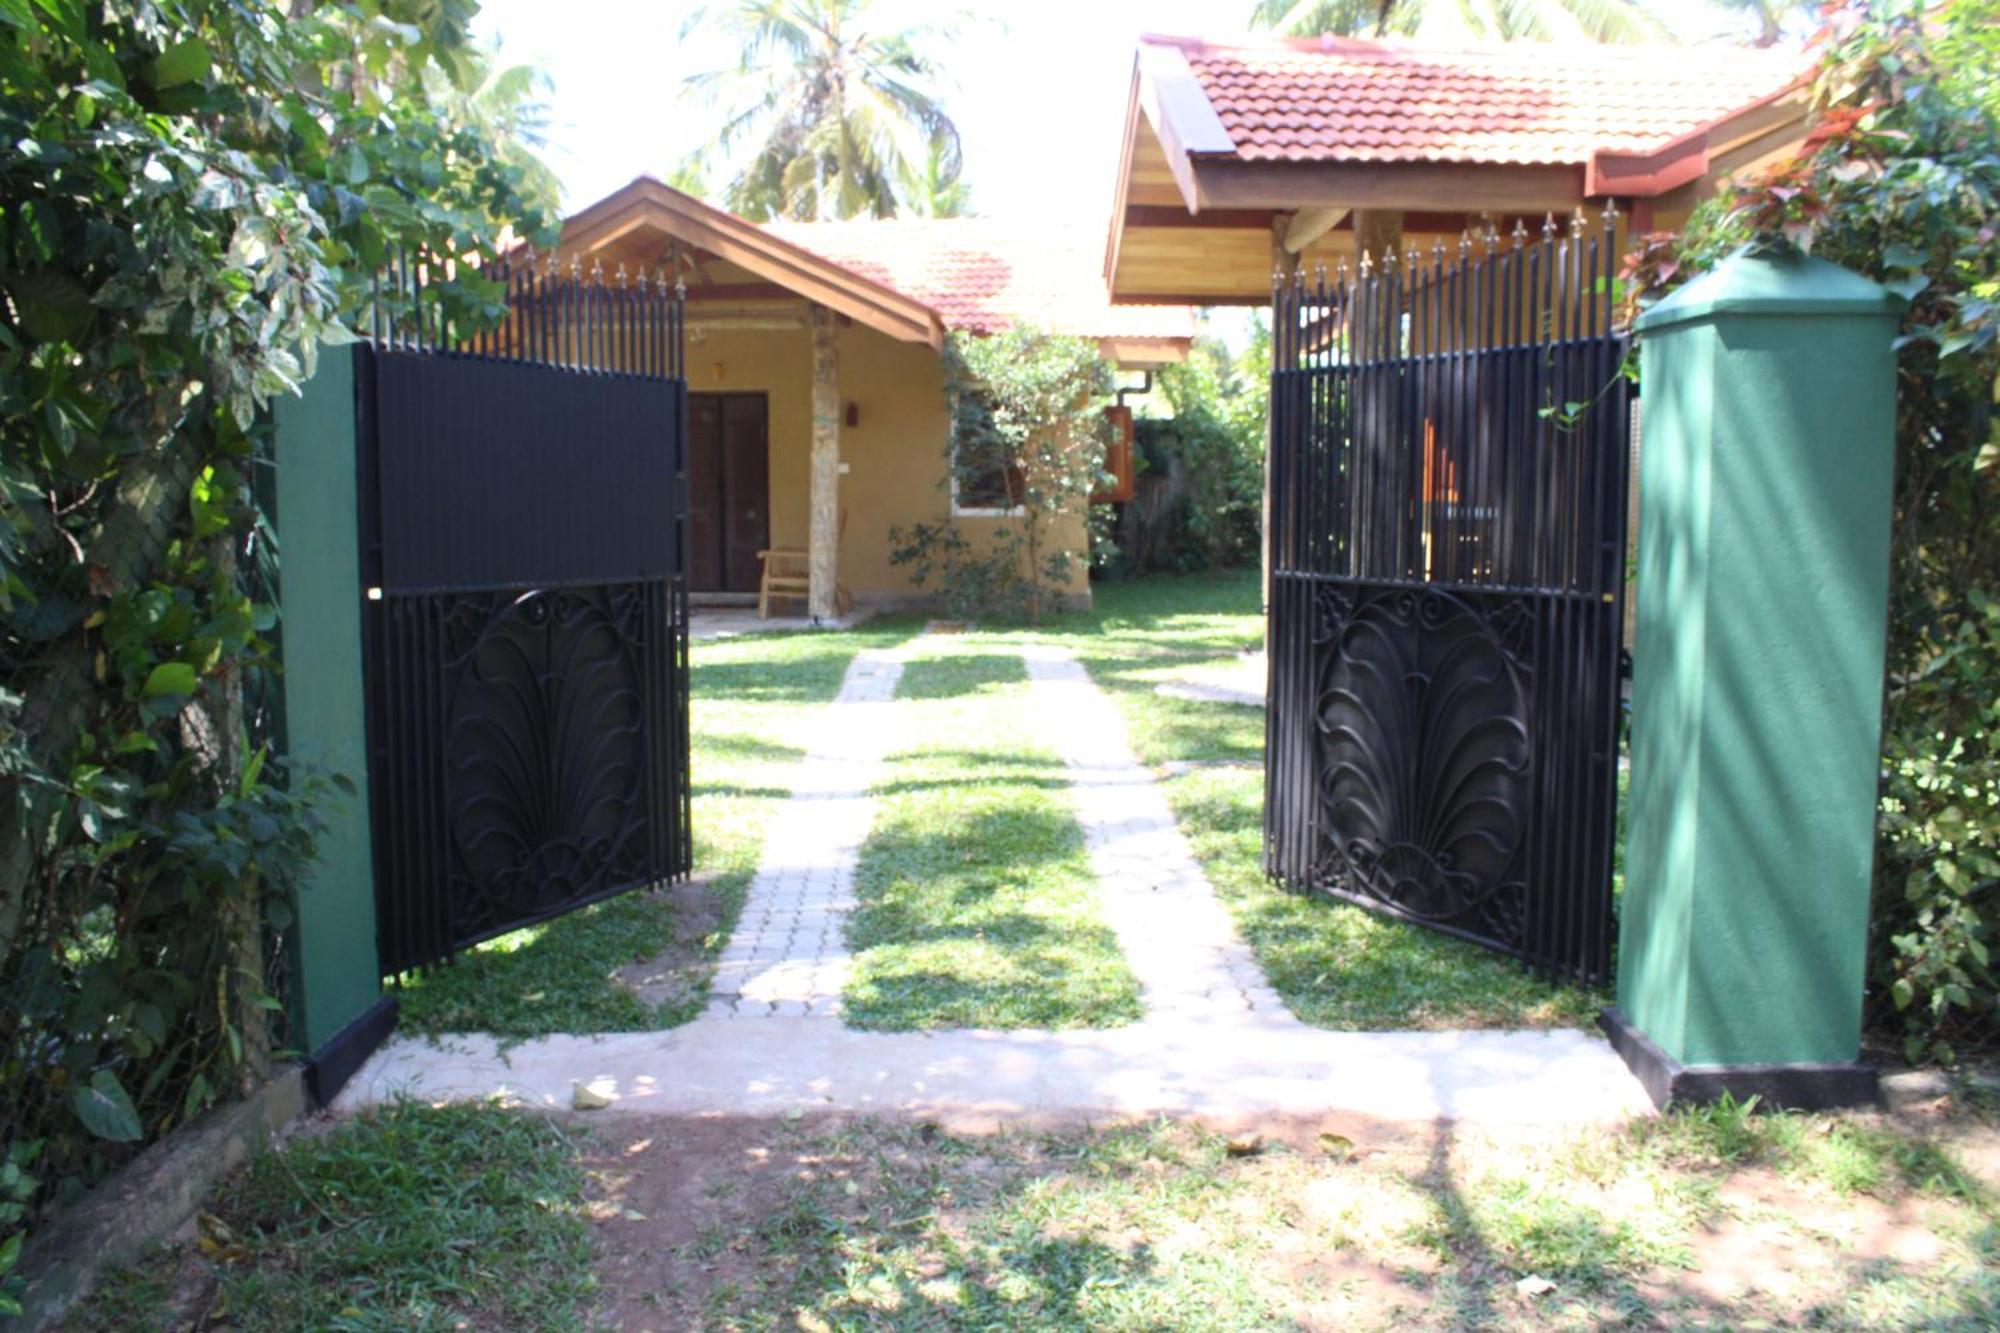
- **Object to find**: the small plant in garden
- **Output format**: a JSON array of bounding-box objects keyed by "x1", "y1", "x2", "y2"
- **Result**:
[
  {"x1": 889, "y1": 327, "x2": 1111, "y2": 622},
  {"x1": 1628, "y1": 0, "x2": 2000, "y2": 1062}
]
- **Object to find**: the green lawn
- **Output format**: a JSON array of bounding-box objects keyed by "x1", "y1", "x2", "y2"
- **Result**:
[
  {"x1": 841, "y1": 645, "x2": 1144, "y2": 1031},
  {"x1": 66, "y1": 1101, "x2": 595, "y2": 1332},
  {"x1": 392, "y1": 622, "x2": 917, "y2": 1039},
  {"x1": 1038, "y1": 570, "x2": 1601, "y2": 1030},
  {"x1": 64, "y1": 1094, "x2": 2000, "y2": 1331}
]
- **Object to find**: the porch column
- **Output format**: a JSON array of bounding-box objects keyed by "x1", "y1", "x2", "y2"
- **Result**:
[{"x1": 808, "y1": 302, "x2": 840, "y2": 621}]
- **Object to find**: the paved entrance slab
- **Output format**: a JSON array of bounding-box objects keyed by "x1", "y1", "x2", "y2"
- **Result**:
[
  {"x1": 705, "y1": 646, "x2": 907, "y2": 1019},
  {"x1": 341, "y1": 637, "x2": 1650, "y2": 1127}
]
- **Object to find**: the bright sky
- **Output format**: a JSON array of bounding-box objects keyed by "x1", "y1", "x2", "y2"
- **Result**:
[{"x1": 473, "y1": 0, "x2": 1764, "y2": 222}]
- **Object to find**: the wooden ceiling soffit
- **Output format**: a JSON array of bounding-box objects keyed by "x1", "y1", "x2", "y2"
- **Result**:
[{"x1": 559, "y1": 179, "x2": 944, "y2": 349}]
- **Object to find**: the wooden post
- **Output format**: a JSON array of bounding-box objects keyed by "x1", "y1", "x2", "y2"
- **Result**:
[
  {"x1": 808, "y1": 303, "x2": 840, "y2": 621},
  {"x1": 1354, "y1": 209, "x2": 1406, "y2": 265}
]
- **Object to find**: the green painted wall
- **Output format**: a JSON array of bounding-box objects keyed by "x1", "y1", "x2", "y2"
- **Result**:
[
  {"x1": 1619, "y1": 249, "x2": 1899, "y2": 1068},
  {"x1": 274, "y1": 347, "x2": 381, "y2": 1053}
]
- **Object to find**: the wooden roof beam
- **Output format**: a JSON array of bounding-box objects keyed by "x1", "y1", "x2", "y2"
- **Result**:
[
  {"x1": 1283, "y1": 207, "x2": 1350, "y2": 253},
  {"x1": 1193, "y1": 160, "x2": 1587, "y2": 213}
]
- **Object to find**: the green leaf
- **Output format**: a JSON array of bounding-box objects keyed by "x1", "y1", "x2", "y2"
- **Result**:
[
  {"x1": 1882, "y1": 243, "x2": 1929, "y2": 270},
  {"x1": 73, "y1": 1071, "x2": 143, "y2": 1142},
  {"x1": 1883, "y1": 272, "x2": 1930, "y2": 301},
  {"x1": 343, "y1": 142, "x2": 371, "y2": 186},
  {"x1": 141, "y1": 661, "x2": 198, "y2": 697},
  {"x1": 4, "y1": 269, "x2": 93, "y2": 343},
  {"x1": 148, "y1": 36, "x2": 211, "y2": 90}
]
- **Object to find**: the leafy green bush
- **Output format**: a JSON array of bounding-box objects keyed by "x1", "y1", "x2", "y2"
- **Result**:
[
  {"x1": 0, "y1": 0, "x2": 552, "y2": 1268},
  {"x1": 1629, "y1": 0, "x2": 1999, "y2": 1062},
  {"x1": 890, "y1": 327, "x2": 1110, "y2": 622},
  {"x1": 1102, "y1": 332, "x2": 1266, "y2": 578}
]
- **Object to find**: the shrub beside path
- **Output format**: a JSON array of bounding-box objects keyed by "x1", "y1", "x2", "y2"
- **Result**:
[{"x1": 339, "y1": 634, "x2": 1649, "y2": 1127}]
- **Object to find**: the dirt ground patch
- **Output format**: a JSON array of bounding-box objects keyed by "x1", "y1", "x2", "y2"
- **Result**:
[
  {"x1": 574, "y1": 1100, "x2": 2000, "y2": 1331},
  {"x1": 613, "y1": 876, "x2": 731, "y2": 1018}
]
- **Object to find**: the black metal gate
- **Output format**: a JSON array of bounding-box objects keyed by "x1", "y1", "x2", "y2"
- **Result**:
[
  {"x1": 358, "y1": 260, "x2": 692, "y2": 975},
  {"x1": 1265, "y1": 215, "x2": 1631, "y2": 984}
]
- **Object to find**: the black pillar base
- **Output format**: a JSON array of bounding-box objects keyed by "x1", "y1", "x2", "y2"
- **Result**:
[
  {"x1": 1599, "y1": 1007, "x2": 1880, "y2": 1112},
  {"x1": 303, "y1": 995, "x2": 399, "y2": 1108}
]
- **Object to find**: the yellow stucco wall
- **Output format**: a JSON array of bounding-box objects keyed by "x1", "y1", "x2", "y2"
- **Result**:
[{"x1": 684, "y1": 315, "x2": 1091, "y2": 606}]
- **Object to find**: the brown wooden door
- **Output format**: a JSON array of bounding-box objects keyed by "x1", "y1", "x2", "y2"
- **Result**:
[
  {"x1": 686, "y1": 393, "x2": 769, "y2": 592},
  {"x1": 687, "y1": 396, "x2": 722, "y2": 591}
]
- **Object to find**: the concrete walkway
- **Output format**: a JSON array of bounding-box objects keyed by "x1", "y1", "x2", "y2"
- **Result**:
[
  {"x1": 705, "y1": 646, "x2": 907, "y2": 1019},
  {"x1": 340, "y1": 638, "x2": 1649, "y2": 1128}
]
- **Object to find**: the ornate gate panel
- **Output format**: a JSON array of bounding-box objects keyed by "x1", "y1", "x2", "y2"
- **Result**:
[
  {"x1": 358, "y1": 262, "x2": 691, "y2": 975},
  {"x1": 1266, "y1": 217, "x2": 1630, "y2": 983}
]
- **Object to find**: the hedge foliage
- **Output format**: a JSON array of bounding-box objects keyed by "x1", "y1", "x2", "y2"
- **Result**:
[{"x1": 0, "y1": 0, "x2": 551, "y2": 1307}]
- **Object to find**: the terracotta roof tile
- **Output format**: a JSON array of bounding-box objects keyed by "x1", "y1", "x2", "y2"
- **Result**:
[
  {"x1": 762, "y1": 216, "x2": 1194, "y2": 341},
  {"x1": 1156, "y1": 35, "x2": 1806, "y2": 166}
]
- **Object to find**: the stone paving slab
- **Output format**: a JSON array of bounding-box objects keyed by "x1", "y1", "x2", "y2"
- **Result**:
[
  {"x1": 338, "y1": 1020, "x2": 1648, "y2": 1127},
  {"x1": 1022, "y1": 645, "x2": 1288, "y2": 1024}
]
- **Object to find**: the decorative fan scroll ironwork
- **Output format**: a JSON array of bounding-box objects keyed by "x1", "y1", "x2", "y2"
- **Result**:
[
  {"x1": 1311, "y1": 587, "x2": 1533, "y2": 949},
  {"x1": 443, "y1": 587, "x2": 653, "y2": 945}
]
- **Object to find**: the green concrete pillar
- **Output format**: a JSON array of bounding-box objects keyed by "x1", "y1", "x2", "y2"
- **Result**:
[
  {"x1": 274, "y1": 347, "x2": 394, "y2": 1101},
  {"x1": 1607, "y1": 248, "x2": 1899, "y2": 1109}
]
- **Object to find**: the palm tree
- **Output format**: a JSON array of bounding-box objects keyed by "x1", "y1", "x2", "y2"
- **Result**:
[
  {"x1": 1249, "y1": 0, "x2": 1669, "y2": 43},
  {"x1": 682, "y1": 0, "x2": 964, "y2": 221},
  {"x1": 1705, "y1": 0, "x2": 1817, "y2": 46},
  {"x1": 902, "y1": 134, "x2": 972, "y2": 218}
]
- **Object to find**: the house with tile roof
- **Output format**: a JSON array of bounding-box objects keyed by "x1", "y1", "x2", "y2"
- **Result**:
[
  {"x1": 550, "y1": 177, "x2": 1192, "y2": 615},
  {"x1": 1104, "y1": 33, "x2": 1813, "y2": 303}
]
